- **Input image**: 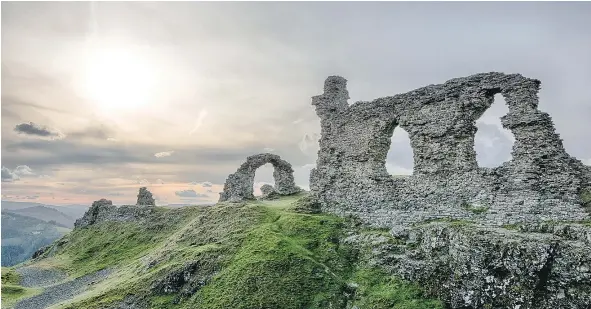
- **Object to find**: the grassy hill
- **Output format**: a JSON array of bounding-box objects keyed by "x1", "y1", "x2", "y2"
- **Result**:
[{"x1": 1, "y1": 194, "x2": 442, "y2": 309}]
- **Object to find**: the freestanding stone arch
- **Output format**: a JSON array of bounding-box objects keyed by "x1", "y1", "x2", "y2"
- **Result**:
[{"x1": 219, "y1": 153, "x2": 301, "y2": 202}]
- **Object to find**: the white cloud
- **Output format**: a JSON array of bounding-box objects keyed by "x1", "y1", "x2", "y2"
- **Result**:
[
  {"x1": 263, "y1": 147, "x2": 274, "y2": 152},
  {"x1": 154, "y1": 151, "x2": 175, "y2": 158},
  {"x1": 14, "y1": 165, "x2": 34, "y2": 176},
  {"x1": 156, "y1": 179, "x2": 165, "y2": 184},
  {"x1": 189, "y1": 109, "x2": 208, "y2": 135},
  {"x1": 137, "y1": 178, "x2": 150, "y2": 185},
  {"x1": 2, "y1": 167, "x2": 19, "y2": 182},
  {"x1": 1, "y1": 165, "x2": 35, "y2": 182},
  {"x1": 298, "y1": 133, "x2": 320, "y2": 156},
  {"x1": 175, "y1": 189, "x2": 208, "y2": 198}
]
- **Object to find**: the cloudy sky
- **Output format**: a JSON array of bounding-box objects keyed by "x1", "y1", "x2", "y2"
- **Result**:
[{"x1": 2, "y1": 2, "x2": 590, "y2": 207}]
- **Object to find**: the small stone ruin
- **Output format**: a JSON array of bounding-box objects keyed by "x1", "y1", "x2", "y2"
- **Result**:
[
  {"x1": 259, "y1": 184, "x2": 280, "y2": 200},
  {"x1": 219, "y1": 153, "x2": 301, "y2": 202},
  {"x1": 136, "y1": 187, "x2": 155, "y2": 206}
]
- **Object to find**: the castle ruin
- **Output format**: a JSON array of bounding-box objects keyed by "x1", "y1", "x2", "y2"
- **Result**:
[
  {"x1": 309, "y1": 72, "x2": 590, "y2": 227},
  {"x1": 219, "y1": 153, "x2": 301, "y2": 202}
]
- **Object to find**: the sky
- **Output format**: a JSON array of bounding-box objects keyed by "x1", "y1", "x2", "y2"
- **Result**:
[{"x1": 1, "y1": 2, "x2": 590, "y2": 207}]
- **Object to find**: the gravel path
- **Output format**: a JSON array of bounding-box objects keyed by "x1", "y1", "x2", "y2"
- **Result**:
[
  {"x1": 13, "y1": 269, "x2": 111, "y2": 309},
  {"x1": 15, "y1": 266, "x2": 68, "y2": 288}
]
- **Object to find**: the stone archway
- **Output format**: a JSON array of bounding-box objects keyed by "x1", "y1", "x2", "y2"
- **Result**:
[{"x1": 219, "y1": 153, "x2": 301, "y2": 202}]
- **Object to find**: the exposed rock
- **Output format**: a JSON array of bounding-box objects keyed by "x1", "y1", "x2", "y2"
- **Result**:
[
  {"x1": 13, "y1": 269, "x2": 111, "y2": 309},
  {"x1": 151, "y1": 260, "x2": 219, "y2": 302},
  {"x1": 259, "y1": 184, "x2": 280, "y2": 200},
  {"x1": 74, "y1": 198, "x2": 154, "y2": 229},
  {"x1": 136, "y1": 187, "x2": 155, "y2": 206},
  {"x1": 219, "y1": 153, "x2": 301, "y2": 202},
  {"x1": 31, "y1": 245, "x2": 50, "y2": 259},
  {"x1": 310, "y1": 73, "x2": 591, "y2": 228},
  {"x1": 290, "y1": 194, "x2": 322, "y2": 214},
  {"x1": 346, "y1": 222, "x2": 591, "y2": 309}
]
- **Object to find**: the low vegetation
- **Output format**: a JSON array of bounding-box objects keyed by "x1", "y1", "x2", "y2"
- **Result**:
[
  {"x1": 1, "y1": 267, "x2": 42, "y2": 307},
  {"x1": 6, "y1": 194, "x2": 443, "y2": 309},
  {"x1": 461, "y1": 202, "x2": 489, "y2": 215}
]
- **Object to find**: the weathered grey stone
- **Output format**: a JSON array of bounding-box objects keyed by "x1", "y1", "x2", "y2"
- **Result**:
[
  {"x1": 259, "y1": 184, "x2": 280, "y2": 200},
  {"x1": 219, "y1": 153, "x2": 301, "y2": 202},
  {"x1": 310, "y1": 73, "x2": 591, "y2": 228},
  {"x1": 290, "y1": 194, "x2": 322, "y2": 214},
  {"x1": 346, "y1": 222, "x2": 591, "y2": 309},
  {"x1": 136, "y1": 187, "x2": 155, "y2": 206},
  {"x1": 74, "y1": 198, "x2": 154, "y2": 229}
]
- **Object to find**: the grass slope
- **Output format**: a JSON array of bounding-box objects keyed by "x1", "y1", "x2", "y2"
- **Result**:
[
  {"x1": 3, "y1": 194, "x2": 442, "y2": 309},
  {"x1": 1, "y1": 267, "x2": 42, "y2": 307}
]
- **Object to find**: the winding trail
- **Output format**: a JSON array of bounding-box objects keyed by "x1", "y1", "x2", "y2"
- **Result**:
[{"x1": 13, "y1": 267, "x2": 111, "y2": 309}]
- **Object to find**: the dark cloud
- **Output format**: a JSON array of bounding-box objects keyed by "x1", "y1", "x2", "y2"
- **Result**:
[
  {"x1": 175, "y1": 189, "x2": 208, "y2": 198},
  {"x1": 14, "y1": 122, "x2": 63, "y2": 139},
  {"x1": 0, "y1": 138, "x2": 276, "y2": 183},
  {"x1": 190, "y1": 181, "x2": 213, "y2": 187}
]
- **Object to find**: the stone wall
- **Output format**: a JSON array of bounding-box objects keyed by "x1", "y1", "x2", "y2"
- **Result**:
[
  {"x1": 310, "y1": 72, "x2": 591, "y2": 228},
  {"x1": 74, "y1": 199, "x2": 155, "y2": 229}
]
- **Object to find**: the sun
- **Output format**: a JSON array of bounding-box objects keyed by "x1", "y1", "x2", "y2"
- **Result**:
[{"x1": 84, "y1": 46, "x2": 155, "y2": 112}]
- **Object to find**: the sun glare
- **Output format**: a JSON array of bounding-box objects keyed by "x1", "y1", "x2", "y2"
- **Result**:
[{"x1": 84, "y1": 46, "x2": 155, "y2": 112}]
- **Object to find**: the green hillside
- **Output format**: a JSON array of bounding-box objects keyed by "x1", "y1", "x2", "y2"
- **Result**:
[{"x1": 1, "y1": 194, "x2": 441, "y2": 309}]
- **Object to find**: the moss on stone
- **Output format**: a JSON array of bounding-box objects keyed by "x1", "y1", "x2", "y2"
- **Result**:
[
  {"x1": 581, "y1": 187, "x2": 591, "y2": 211},
  {"x1": 348, "y1": 268, "x2": 444, "y2": 309},
  {"x1": 461, "y1": 202, "x2": 490, "y2": 215}
]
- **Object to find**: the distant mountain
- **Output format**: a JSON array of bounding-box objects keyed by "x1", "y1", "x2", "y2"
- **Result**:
[
  {"x1": 1, "y1": 201, "x2": 89, "y2": 224},
  {"x1": 7, "y1": 206, "x2": 75, "y2": 228},
  {"x1": 1, "y1": 201, "x2": 46, "y2": 210},
  {"x1": 1, "y1": 211, "x2": 71, "y2": 266},
  {"x1": 50, "y1": 204, "x2": 89, "y2": 220}
]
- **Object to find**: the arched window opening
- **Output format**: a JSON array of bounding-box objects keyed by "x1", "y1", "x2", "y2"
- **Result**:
[
  {"x1": 386, "y1": 126, "x2": 414, "y2": 178},
  {"x1": 253, "y1": 163, "x2": 275, "y2": 196},
  {"x1": 474, "y1": 94, "x2": 515, "y2": 168}
]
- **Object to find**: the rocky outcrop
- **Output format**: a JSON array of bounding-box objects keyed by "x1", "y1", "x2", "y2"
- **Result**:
[
  {"x1": 347, "y1": 222, "x2": 591, "y2": 309},
  {"x1": 219, "y1": 153, "x2": 301, "y2": 202},
  {"x1": 310, "y1": 73, "x2": 591, "y2": 228},
  {"x1": 259, "y1": 184, "x2": 280, "y2": 200},
  {"x1": 136, "y1": 187, "x2": 155, "y2": 206},
  {"x1": 74, "y1": 198, "x2": 154, "y2": 229},
  {"x1": 290, "y1": 194, "x2": 322, "y2": 214}
]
